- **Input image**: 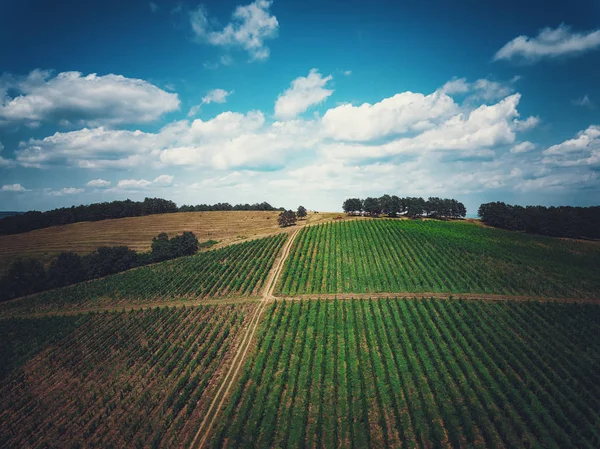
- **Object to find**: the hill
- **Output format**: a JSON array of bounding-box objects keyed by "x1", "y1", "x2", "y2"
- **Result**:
[
  {"x1": 0, "y1": 210, "x2": 338, "y2": 273},
  {"x1": 1, "y1": 217, "x2": 599, "y2": 448}
]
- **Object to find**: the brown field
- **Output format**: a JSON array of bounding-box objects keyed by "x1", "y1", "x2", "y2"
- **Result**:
[{"x1": 0, "y1": 210, "x2": 339, "y2": 272}]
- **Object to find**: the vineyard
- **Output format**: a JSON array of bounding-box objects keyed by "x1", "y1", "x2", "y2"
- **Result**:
[
  {"x1": 0, "y1": 234, "x2": 286, "y2": 318},
  {"x1": 277, "y1": 219, "x2": 600, "y2": 298},
  {"x1": 209, "y1": 298, "x2": 600, "y2": 449},
  {"x1": 0, "y1": 304, "x2": 254, "y2": 448}
]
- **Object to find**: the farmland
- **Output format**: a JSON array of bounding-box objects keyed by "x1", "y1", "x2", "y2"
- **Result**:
[
  {"x1": 0, "y1": 304, "x2": 254, "y2": 448},
  {"x1": 277, "y1": 219, "x2": 600, "y2": 298},
  {"x1": 0, "y1": 234, "x2": 286, "y2": 318},
  {"x1": 0, "y1": 210, "x2": 337, "y2": 273},
  {"x1": 209, "y1": 298, "x2": 600, "y2": 449},
  {"x1": 1, "y1": 215, "x2": 600, "y2": 449}
]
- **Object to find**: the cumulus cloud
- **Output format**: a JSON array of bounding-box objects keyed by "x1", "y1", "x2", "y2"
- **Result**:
[
  {"x1": 343, "y1": 70, "x2": 352, "y2": 76},
  {"x1": 188, "y1": 88, "x2": 233, "y2": 117},
  {"x1": 48, "y1": 187, "x2": 85, "y2": 196},
  {"x1": 322, "y1": 91, "x2": 457, "y2": 141},
  {"x1": 440, "y1": 77, "x2": 517, "y2": 102},
  {"x1": 0, "y1": 70, "x2": 180, "y2": 126},
  {"x1": 542, "y1": 125, "x2": 600, "y2": 167},
  {"x1": 572, "y1": 94, "x2": 595, "y2": 109},
  {"x1": 274, "y1": 69, "x2": 333, "y2": 120},
  {"x1": 115, "y1": 175, "x2": 174, "y2": 190},
  {"x1": 1, "y1": 183, "x2": 27, "y2": 192},
  {"x1": 513, "y1": 115, "x2": 540, "y2": 131},
  {"x1": 511, "y1": 141, "x2": 536, "y2": 154},
  {"x1": 86, "y1": 179, "x2": 111, "y2": 187},
  {"x1": 190, "y1": 0, "x2": 278, "y2": 61},
  {"x1": 13, "y1": 75, "x2": 537, "y2": 172},
  {"x1": 494, "y1": 24, "x2": 600, "y2": 62}
]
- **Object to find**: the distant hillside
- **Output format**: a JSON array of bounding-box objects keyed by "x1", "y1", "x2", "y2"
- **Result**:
[{"x1": 0, "y1": 212, "x2": 23, "y2": 220}]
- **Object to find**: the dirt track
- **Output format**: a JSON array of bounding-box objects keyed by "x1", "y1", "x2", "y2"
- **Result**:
[{"x1": 189, "y1": 228, "x2": 301, "y2": 449}]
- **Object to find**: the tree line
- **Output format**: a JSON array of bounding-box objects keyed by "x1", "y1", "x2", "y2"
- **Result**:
[
  {"x1": 0, "y1": 231, "x2": 204, "y2": 302},
  {"x1": 0, "y1": 199, "x2": 283, "y2": 236},
  {"x1": 478, "y1": 202, "x2": 600, "y2": 239},
  {"x1": 343, "y1": 195, "x2": 467, "y2": 219},
  {"x1": 179, "y1": 201, "x2": 283, "y2": 212}
]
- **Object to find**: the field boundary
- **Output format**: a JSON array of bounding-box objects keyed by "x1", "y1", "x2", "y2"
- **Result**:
[{"x1": 190, "y1": 228, "x2": 301, "y2": 449}]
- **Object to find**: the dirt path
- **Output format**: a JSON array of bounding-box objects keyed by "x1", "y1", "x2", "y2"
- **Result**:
[
  {"x1": 190, "y1": 228, "x2": 300, "y2": 449},
  {"x1": 276, "y1": 291, "x2": 600, "y2": 304}
]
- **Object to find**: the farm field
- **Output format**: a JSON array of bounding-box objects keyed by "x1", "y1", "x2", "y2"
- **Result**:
[
  {"x1": 0, "y1": 304, "x2": 255, "y2": 449},
  {"x1": 0, "y1": 210, "x2": 336, "y2": 273},
  {"x1": 277, "y1": 219, "x2": 600, "y2": 298},
  {"x1": 209, "y1": 298, "x2": 600, "y2": 449},
  {"x1": 0, "y1": 234, "x2": 286, "y2": 318}
]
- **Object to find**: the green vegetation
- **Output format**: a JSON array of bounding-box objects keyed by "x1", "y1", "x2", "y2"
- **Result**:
[
  {"x1": 277, "y1": 219, "x2": 600, "y2": 297},
  {"x1": 0, "y1": 304, "x2": 252, "y2": 449},
  {"x1": 0, "y1": 314, "x2": 87, "y2": 380},
  {"x1": 0, "y1": 234, "x2": 286, "y2": 317},
  {"x1": 211, "y1": 298, "x2": 600, "y2": 449}
]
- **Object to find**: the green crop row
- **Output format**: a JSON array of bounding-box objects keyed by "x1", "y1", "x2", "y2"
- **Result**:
[
  {"x1": 0, "y1": 233, "x2": 287, "y2": 317},
  {"x1": 210, "y1": 298, "x2": 600, "y2": 449},
  {"x1": 0, "y1": 304, "x2": 252, "y2": 448},
  {"x1": 277, "y1": 219, "x2": 600, "y2": 297}
]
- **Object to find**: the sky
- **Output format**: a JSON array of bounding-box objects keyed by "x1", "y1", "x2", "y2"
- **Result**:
[{"x1": 1, "y1": 0, "x2": 600, "y2": 214}]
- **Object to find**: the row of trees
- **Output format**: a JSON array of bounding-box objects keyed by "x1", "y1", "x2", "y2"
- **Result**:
[
  {"x1": 0, "y1": 199, "x2": 285, "y2": 236},
  {"x1": 0, "y1": 198, "x2": 178, "y2": 236},
  {"x1": 478, "y1": 202, "x2": 600, "y2": 239},
  {"x1": 178, "y1": 201, "x2": 283, "y2": 212},
  {"x1": 343, "y1": 195, "x2": 467, "y2": 219},
  {"x1": 0, "y1": 232, "x2": 200, "y2": 301}
]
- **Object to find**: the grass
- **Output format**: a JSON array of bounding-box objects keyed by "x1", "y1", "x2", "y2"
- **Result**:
[
  {"x1": 0, "y1": 234, "x2": 286, "y2": 318},
  {"x1": 210, "y1": 298, "x2": 600, "y2": 449},
  {"x1": 277, "y1": 219, "x2": 600, "y2": 298},
  {"x1": 0, "y1": 304, "x2": 255, "y2": 449},
  {"x1": 0, "y1": 210, "x2": 338, "y2": 273}
]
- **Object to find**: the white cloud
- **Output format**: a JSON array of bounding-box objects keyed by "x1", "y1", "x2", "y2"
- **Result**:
[
  {"x1": 439, "y1": 77, "x2": 516, "y2": 101},
  {"x1": 86, "y1": 179, "x2": 111, "y2": 187},
  {"x1": 494, "y1": 24, "x2": 600, "y2": 62},
  {"x1": 572, "y1": 94, "x2": 595, "y2": 109},
  {"x1": 16, "y1": 127, "x2": 160, "y2": 168},
  {"x1": 322, "y1": 91, "x2": 457, "y2": 141},
  {"x1": 220, "y1": 55, "x2": 234, "y2": 66},
  {"x1": 188, "y1": 89, "x2": 233, "y2": 117},
  {"x1": 274, "y1": 69, "x2": 333, "y2": 120},
  {"x1": 343, "y1": 70, "x2": 352, "y2": 76},
  {"x1": 1, "y1": 183, "x2": 27, "y2": 192},
  {"x1": 48, "y1": 187, "x2": 85, "y2": 196},
  {"x1": 513, "y1": 115, "x2": 540, "y2": 131},
  {"x1": 190, "y1": 0, "x2": 278, "y2": 61},
  {"x1": 0, "y1": 70, "x2": 179, "y2": 126},
  {"x1": 542, "y1": 125, "x2": 600, "y2": 167},
  {"x1": 149, "y1": 2, "x2": 159, "y2": 12},
  {"x1": 439, "y1": 78, "x2": 470, "y2": 95},
  {"x1": 511, "y1": 141, "x2": 536, "y2": 154},
  {"x1": 115, "y1": 175, "x2": 174, "y2": 190}
]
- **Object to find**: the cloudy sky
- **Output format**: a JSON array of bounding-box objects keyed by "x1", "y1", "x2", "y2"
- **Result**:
[{"x1": 1, "y1": 0, "x2": 599, "y2": 214}]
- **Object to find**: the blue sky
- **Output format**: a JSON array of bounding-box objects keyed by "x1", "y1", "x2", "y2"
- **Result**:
[{"x1": 1, "y1": 0, "x2": 599, "y2": 213}]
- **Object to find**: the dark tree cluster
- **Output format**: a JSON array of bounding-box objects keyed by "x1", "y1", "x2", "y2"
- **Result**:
[
  {"x1": 343, "y1": 195, "x2": 466, "y2": 219},
  {"x1": 478, "y1": 202, "x2": 600, "y2": 239},
  {"x1": 0, "y1": 232, "x2": 200, "y2": 302},
  {"x1": 297, "y1": 206, "x2": 307, "y2": 219},
  {"x1": 150, "y1": 231, "x2": 200, "y2": 262},
  {"x1": 0, "y1": 198, "x2": 177, "y2": 236},
  {"x1": 178, "y1": 201, "x2": 283, "y2": 212},
  {"x1": 278, "y1": 210, "x2": 297, "y2": 227}
]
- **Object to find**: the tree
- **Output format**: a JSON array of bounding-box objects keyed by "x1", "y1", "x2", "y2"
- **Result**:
[
  {"x1": 170, "y1": 231, "x2": 199, "y2": 257},
  {"x1": 151, "y1": 232, "x2": 173, "y2": 262},
  {"x1": 2, "y1": 258, "x2": 47, "y2": 300},
  {"x1": 342, "y1": 198, "x2": 363, "y2": 214},
  {"x1": 278, "y1": 210, "x2": 297, "y2": 227},
  {"x1": 48, "y1": 252, "x2": 86, "y2": 288},
  {"x1": 297, "y1": 205, "x2": 307, "y2": 219},
  {"x1": 363, "y1": 197, "x2": 381, "y2": 216}
]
